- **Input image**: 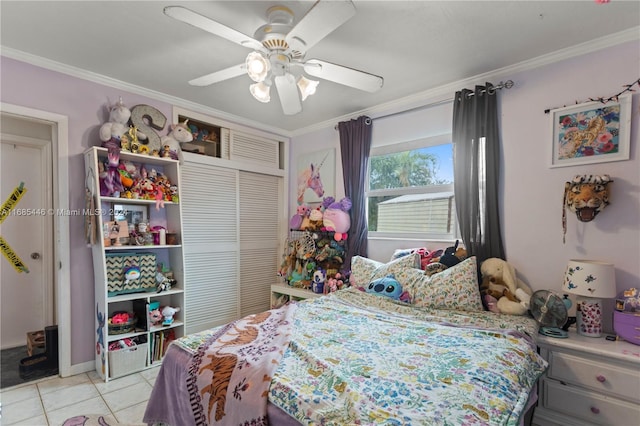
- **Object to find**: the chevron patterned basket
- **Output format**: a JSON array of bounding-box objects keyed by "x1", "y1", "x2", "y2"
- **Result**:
[{"x1": 106, "y1": 252, "x2": 157, "y2": 296}]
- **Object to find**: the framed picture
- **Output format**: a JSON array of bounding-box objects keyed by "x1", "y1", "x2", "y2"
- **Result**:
[
  {"x1": 296, "y1": 149, "x2": 335, "y2": 204},
  {"x1": 113, "y1": 204, "x2": 148, "y2": 225},
  {"x1": 549, "y1": 94, "x2": 631, "y2": 168}
]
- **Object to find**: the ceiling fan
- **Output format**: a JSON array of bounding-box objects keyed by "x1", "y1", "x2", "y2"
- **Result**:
[{"x1": 163, "y1": 0, "x2": 384, "y2": 115}]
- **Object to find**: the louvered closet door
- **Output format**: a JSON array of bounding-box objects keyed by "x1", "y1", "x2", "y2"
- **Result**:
[
  {"x1": 182, "y1": 161, "x2": 239, "y2": 334},
  {"x1": 239, "y1": 171, "x2": 282, "y2": 316}
]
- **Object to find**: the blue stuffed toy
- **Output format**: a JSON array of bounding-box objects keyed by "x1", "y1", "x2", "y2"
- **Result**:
[{"x1": 365, "y1": 275, "x2": 411, "y2": 302}]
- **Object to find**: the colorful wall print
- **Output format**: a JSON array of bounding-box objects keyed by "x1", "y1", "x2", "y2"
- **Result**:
[
  {"x1": 296, "y1": 149, "x2": 335, "y2": 204},
  {"x1": 550, "y1": 94, "x2": 631, "y2": 167}
]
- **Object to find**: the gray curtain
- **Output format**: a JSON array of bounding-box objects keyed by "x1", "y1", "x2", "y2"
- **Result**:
[
  {"x1": 338, "y1": 115, "x2": 372, "y2": 268},
  {"x1": 452, "y1": 83, "x2": 505, "y2": 264}
]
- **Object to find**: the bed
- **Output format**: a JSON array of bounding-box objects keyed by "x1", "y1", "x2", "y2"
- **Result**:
[{"x1": 143, "y1": 255, "x2": 547, "y2": 426}]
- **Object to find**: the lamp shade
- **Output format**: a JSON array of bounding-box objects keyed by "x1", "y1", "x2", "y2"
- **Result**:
[
  {"x1": 246, "y1": 52, "x2": 270, "y2": 83},
  {"x1": 249, "y1": 81, "x2": 271, "y2": 103},
  {"x1": 297, "y1": 76, "x2": 319, "y2": 101},
  {"x1": 562, "y1": 260, "x2": 616, "y2": 298}
]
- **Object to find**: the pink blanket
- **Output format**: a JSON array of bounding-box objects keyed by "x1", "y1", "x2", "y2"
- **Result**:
[{"x1": 186, "y1": 304, "x2": 297, "y2": 425}]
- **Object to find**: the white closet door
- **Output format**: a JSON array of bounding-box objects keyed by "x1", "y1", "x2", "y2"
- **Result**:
[
  {"x1": 239, "y1": 171, "x2": 282, "y2": 317},
  {"x1": 182, "y1": 160, "x2": 239, "y2": 334}
]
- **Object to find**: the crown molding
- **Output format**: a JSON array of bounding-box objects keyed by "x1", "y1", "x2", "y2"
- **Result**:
[
  {"x1": 0, "y1": 47, "x2": 293, "y2": 138},
  {"x1": 2, "y1": 25, "x2": 638, "y2": 139},
  {"x1": 290, "y1": 26, "x2": 640, "y2": 137}
]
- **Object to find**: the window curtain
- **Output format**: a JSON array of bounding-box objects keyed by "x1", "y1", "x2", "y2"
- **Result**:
[
  {"x1": 452, "y1": 83, "x2": 505, "y2": 264},
  {"x1": 337, "y1": 115, "x2": 372, "y2": 268}
]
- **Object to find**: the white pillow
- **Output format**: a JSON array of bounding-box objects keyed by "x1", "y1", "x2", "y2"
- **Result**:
[
  {"x1": 350, "y1": 253, "x2": 420, "y2": 288},
  {"x1": 403, "y1": 256, "x2": 483, "y2": 311}
]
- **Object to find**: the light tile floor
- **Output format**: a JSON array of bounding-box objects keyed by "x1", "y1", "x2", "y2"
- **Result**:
[{"x1": 0, "y1": 366, "x2": 159, "y2": 425}]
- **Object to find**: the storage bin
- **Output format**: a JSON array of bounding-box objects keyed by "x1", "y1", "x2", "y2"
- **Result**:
[
  {"x1": 108, "y1": 343, "x2": 148, "y2": 378},
  {"x1": 613, "y1": 310, "x2": 640, "y2": 346},
  {"x1": 106, "y1": 252, "x2": 157, "y2": 296}
]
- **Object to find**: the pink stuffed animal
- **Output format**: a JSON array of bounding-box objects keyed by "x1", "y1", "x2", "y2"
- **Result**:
[{"x1": 322, "y1": 197, "x2": 352, "y2": 240}]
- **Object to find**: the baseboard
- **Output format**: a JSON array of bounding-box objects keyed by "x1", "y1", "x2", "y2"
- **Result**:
[{"x1": 67, "y1": 360, "x2": 95, "y2": 377}]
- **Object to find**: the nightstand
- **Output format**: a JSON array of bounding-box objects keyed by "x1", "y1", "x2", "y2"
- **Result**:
[
  {"x1": 532, "y1": 330, "x2": 640, "y2": 426},
  {"x1": 270, "y1": 283, "x2": 322, "y2": 308}
]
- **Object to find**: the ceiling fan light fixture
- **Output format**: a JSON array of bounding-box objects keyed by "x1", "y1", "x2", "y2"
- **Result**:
[
  {"x1": 246, "y1": 51, "x2": 270, "y2": 82},
  {"x1": 297, "y1": 76, "x2": 319, "y2": 101},
  {"x1": 250, "y1": 81, "x2": 271, "y2": 103}
]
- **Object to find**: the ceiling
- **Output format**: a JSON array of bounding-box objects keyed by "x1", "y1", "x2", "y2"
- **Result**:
[{"x1": 1, "y1": 1, "x2": 639, "y2": 134}]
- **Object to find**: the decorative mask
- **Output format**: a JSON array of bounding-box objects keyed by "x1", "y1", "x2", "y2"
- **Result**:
[{"x1": 563, "y1": 174, "x2": 613, "y2": 242}]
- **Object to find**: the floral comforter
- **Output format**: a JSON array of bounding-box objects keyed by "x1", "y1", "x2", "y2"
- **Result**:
[
  {"x1": 268, "y1": 288, "x2": 546, "y2": 426},
  {"x1": 150, "y1": 288, "x2": 546, "y2": 426}
]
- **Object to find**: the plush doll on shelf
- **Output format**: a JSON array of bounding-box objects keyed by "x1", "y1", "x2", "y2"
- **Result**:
[
  {"x1": 99, "y1": 97, "x2": 146, "y2": 150},
  {"x1": 161, "y1": 306, "x2": 180, "y2": 326},
  {"x1": 160, "y1": 120, "x2": 193, "y2": 164},
  {"x1": 480, "y1": 258, "x2": 532, "y2": 315},
  {"x1": 149, "y1": 308, "x2": 163, "y2": 326}
]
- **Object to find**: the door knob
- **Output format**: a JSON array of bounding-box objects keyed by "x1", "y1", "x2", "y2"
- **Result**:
[{"x1": 31, "y1": 252, "x2": 40, "y2": 260}]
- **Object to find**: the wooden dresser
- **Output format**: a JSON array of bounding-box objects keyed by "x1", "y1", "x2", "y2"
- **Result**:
[{"x1": 532, "y1": 330, "x2": 640, "y2": 425}]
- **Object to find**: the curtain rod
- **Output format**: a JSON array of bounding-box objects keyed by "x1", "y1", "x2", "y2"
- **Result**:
[{"x1": 335, "y1": 80, "x2": 514, "y2": 129}]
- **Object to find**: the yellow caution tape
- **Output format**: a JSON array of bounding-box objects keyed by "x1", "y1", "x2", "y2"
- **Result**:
[
  {"x1": 0, "y1": 236, "x2": 29, "y2": 273},
  {"x1": 0, "y1": 182, "x2": 26, "y2": 224},
  {"x1": 1, "y1": 182, "x2": 30, "y2": 273}
]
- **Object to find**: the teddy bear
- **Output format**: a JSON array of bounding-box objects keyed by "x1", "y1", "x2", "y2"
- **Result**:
[{"x1": 480, "y1": 257, "x2": 533, "y2": 315}]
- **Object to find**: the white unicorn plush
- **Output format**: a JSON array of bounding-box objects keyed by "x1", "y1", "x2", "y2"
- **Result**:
[{"x1": 160, "y1": 120, "x2": 193, "y2": 164}]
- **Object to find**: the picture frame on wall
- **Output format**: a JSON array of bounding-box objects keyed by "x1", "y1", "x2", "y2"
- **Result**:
[
  {"x1": 549, "y1": 94, "x2": 631, "y2": 168},
  {"x1": 296, "y1": 148, "x2": 335, "y2": 204}
]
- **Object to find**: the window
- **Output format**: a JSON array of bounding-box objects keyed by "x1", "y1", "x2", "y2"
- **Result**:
[{"x1": 367, "y1": 134, "x2": 457, "y2": 240}]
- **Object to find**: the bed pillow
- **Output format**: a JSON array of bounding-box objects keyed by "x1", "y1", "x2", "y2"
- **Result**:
[
  {"x1": 403, "y1": 256, "x2": 483, "y2": 311},
  {"x1": 350, "y1": 253, "x2": 420, "y2": 288}
]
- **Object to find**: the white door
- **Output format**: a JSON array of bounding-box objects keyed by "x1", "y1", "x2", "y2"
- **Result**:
[{"x1": 0, "y1": 136, "x2": 53, "y2": 350}]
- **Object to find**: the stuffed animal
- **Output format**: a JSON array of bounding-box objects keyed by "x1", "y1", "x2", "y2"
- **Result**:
[
  {"x1": 99, "y1": 97, "x2": 146, "y2": 149},
  {"x1": 365, "y1": 275, "x2": 411, "y2": 302},
  {"x1": 312, "y1": 269, "x2": 326, "y2": 294},
  {"x1": 289, "y1": 204, "x2": 310, "y2": 230},
  {"x1": 308, "y1": 208, "x2": 324, "y2": 231},
  {"x1": 161, "y1": 306, "x2": 180, "y2": 326},
  {"x1": 323, "y1": 197, "x2": 352, "y2": 241},
  {"x1": 480, "y1": 258, "x2": 533, "y2": 315},
  {"x1": 438, "y1": 240, "x2": 465, "y2": 267},
  {"x1": 160, "y1": 120, "x2": 193, "y2": 164},
  {"x1": 149, "y1": 308, "x2": 163, "y2": 326}
]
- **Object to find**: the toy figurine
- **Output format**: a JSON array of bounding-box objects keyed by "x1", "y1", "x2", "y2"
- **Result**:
[{"x1": 161, "y1": 306, "x2": 180, "y2": 326}]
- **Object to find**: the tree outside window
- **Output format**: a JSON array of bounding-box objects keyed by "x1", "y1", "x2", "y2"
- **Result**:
[{"x1": 367, "y1": 137, "x2": 457, "y2": 239}]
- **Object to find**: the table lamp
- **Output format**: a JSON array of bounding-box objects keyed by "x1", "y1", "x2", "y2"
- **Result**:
[{"x1": 562, "y1": 260, "x2": 616, "y2": 337}]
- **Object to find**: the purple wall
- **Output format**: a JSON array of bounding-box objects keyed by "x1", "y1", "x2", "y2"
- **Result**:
[
  {"x1": 1, "y1": 57, "x2": 173, "y2": 365},
  {"x1": 291, "y1": 40, "x2": 640, "y2": 333},
  {"x1": 2, "y1": 39, "x2": 639, "y2": 366}
]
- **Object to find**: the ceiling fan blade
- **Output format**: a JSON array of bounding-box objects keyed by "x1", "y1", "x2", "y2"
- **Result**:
[
  {"x1": 304, "y1": 59, "x2": 383, "y2": 93},
  {"x1": 274, "y1": 74, "x2": 302, "y2": 115},
  {"x1": 188, "y1": 64, "x2": 246, "y2": 86},
  {"x1": 164, "y1": 6, "x2": 265, "y2": 52},
  {"x1": 285, "y1": 0, "x2": 356, "y2": 55}
]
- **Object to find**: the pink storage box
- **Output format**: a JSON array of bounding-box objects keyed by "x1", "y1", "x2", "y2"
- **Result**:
[{"x1": 613, "y1": 310, "x2": 640, "y2": 346}]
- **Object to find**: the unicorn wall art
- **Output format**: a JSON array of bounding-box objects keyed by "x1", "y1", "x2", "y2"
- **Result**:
[{"x1": 296, "y1": 149, "x2": 335, "y2": 204}]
